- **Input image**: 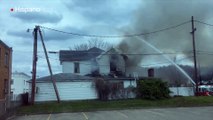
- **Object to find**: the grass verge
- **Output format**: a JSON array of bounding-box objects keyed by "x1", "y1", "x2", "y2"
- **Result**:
[{"x1": 17, "y1": 96, "x2": 213, "y2": 115}]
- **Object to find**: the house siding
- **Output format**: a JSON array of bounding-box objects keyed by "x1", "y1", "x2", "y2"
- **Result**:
[
  {"x1": 123, "y1": 80, "x2": 137, "y2": 88},
  {"x1": 11, "y1": 72, "x2": 31, "y2": 96},
  {"x1": 126, "y1": 66, "x2": 150, "y2": 77},
  {"x1": 97, "y1": 55, "x2": 110, "y2": 75},
  {"x1": 34, "y1": 81, "x2": 97, "y2": 101},
  {"x1": 169, "y1": 87, "x2": 194, "y2": 96},
  {"x1": 62, "y1": 61, "x2": 92, "y2": 75}
]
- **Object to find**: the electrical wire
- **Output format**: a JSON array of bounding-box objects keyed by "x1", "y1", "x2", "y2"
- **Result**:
[
  {"x1": 39, "y1": 20, "x2": 190, "y2": 38},
  {"x1": 195, "y1": 20, "x2": 213, "y2": 27},
  {"x1": 57, "y1": 50, "x2": 193, "y2": 55},
  {"x1": 38, "y1": 54, "x2": 193, "y2": 67}
]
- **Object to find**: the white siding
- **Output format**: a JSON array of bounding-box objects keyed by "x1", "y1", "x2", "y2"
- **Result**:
[
  {"x1": 123, "y1": 80, "x2": 137, "y2": 88},
  {"x1": 97, "y1": 55, "x2": 110, "y2": 75},
  {"x1": 169, "y1": 87, "x2": 194, "y2": 96},
  {"x1": 126, "y1": 67, "x2": 149, "y2": 77},
  {"x1": 34, "y1": 81, "x2": 97, "y2": 102},
  {"x1": 80, "y1": 61, "x2": 93, "y2": 75},
  {"x1": 62, "y1": 61, "x2": 92, "y2": 75},
  {"x1": 11, "y1": 73, "x2": 31, "y2": 95},
  {"x1": 62, "y1": 62, "x2": 73, "y2": 73}
]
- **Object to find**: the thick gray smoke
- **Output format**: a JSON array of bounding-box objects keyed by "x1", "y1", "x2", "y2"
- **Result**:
[{"x1": 118, "y1": 0, "x2": 213, "y2": 68}]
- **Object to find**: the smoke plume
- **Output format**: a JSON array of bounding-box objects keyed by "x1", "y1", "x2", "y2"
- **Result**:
[{"x1": 118, "y1": 0, "x2": 213, "y2": 68}]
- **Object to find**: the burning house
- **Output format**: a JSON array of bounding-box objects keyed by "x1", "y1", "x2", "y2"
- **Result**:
[
  {"x1": 28, "y1": 47, "x2": 137, "y2": 102},
  {"x1": 59, "y1": 47, "x2": 129, "y2": 78}
]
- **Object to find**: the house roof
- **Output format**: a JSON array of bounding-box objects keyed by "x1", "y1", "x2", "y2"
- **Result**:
[
  {"x1": 59, "y1": 47, "x2": 104, "y2": 62},
  {"x1": 12, "y1": 71, "x2": 31, "y2": 77},
  {"x1": 28, "y1": 73, "x2": 135, "y2": 83},
  {"x1": 96, "y1": 47, "x2": 128, "y2": 60},
  {"x1": 28, "y1": 73, "x2": 95, "y2": 83},
  {"x1": 0, "y1": 40, "x2": 12, "y2": 50}
]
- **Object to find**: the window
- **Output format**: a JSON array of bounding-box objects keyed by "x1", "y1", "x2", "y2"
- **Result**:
[
  {"x1": 4, "y1": 79, "x2": 8, "y2": 94},
  {"x1": 5, "y1": 52, "x2": 9, "y2": 66},
  {"x1": 74, "y1": 62, "x2": 80, "y2": 73},
  {"x1": 11, "y1": 79, "x2": 14, "y2": 85}
]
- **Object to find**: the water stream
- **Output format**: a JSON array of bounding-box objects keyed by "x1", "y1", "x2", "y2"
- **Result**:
[{"x1": 135, "y1": 36, "x2": 195, "y2": 85}]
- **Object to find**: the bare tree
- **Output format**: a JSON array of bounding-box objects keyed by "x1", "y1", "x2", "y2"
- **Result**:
[{"x1": 71, "y1": 38, "x2": 112, "y2": 50}]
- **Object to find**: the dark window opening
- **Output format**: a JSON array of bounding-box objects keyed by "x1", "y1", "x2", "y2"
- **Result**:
[
  {"x1": 5, "y1": 52, "x2": 9, "y2": 66},
  {"x1": 110, "y1": 61, "x2": 117, "y2": 72},
  {"x1": 4, "y1": 79, "x2": 8, "y2": 94},
  {"x1": 74, "y1": 62, "x2": 80, "y2": 73},
  {"x1": 11, "y1": 79, "x2": 14, "y2": 85},
  {"x1": 110, "y1": 55, "x2": 118, "y2": 72}
]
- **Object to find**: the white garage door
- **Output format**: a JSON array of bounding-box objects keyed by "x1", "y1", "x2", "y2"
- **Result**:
[{"x1": 35, "y1": 81, "x2": 97, "y2": 102}]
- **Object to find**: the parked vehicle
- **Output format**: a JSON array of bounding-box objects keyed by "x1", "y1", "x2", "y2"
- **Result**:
[{"x1": 196, "y1": 85, "x2": 213, "y2": 96}]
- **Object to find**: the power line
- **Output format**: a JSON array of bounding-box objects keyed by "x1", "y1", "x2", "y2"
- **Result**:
[
  {"x1": 39, "y1": 20, "x2": 190, "y2": 38},
  {"x1": 38, "y1": 54, "x2": 193, "y2": 67},
  {"x1": 139, "y1": 56, "x2": 193, "y2": 67},
  {"x1": 54, "y1": 51, "x2": 193, "y2": 55},
  {"x1": 195, "y1": 20, "x2": 213, "y2": 27}
]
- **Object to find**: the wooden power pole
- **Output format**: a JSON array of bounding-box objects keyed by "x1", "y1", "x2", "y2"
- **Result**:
[
  {"x1": 191, "y1": 16, "x2": 199, "y2": 94},
  {"x1": 31, "y1": 26, "x2": 39, "y2": 105},
  {"x1": 38, "y1": 27, "x2": 60, "y2": 103},
  {"x1": 31, "y1": 26, "x2": 60, "y2": 104}
]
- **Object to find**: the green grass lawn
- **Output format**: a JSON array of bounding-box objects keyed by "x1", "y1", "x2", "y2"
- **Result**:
[{"x1": 17, "y1": 96, "x2": 213, "y2": 115}]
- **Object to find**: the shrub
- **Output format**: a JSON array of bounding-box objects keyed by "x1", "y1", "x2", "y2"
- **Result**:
[
  {"x1": 136, "y1": 78, "x2": 170, "y2": 100},
  {"x1": 94, "y1": 78, "x2": 125, "y2": 100},
  {"x1": 94, "y1": 78, "x2": 110, "y2": 101}
]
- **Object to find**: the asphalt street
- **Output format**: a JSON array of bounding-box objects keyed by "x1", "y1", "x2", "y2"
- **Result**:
[{"x1": 12, "y1": 106, "x2": 213, "y2": 120}]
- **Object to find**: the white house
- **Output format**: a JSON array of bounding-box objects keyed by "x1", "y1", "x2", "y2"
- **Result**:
[
  {"x1": 60, "y1": 47, "x2": 105, "y2": 75},
  {"x1": 28, "y1": 73, "x2": 136, "y2": 102},
  {"x1": 59, "y1": 47, "x2": 127, "y2": 77},
  {"x1": 11, "y1": 72, "x2": 31, "y2": 100}
]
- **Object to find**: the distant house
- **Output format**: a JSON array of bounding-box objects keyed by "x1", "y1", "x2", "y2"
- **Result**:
[
  {"x1": 0, "y1": 40, "x2": 12, "y2": 115},
  {"x1": 11, "y1": 72, "x2": 31, "y2": 100},
  {"x1": 28, "y1": 73, "x2": 136, "y2": 102}
]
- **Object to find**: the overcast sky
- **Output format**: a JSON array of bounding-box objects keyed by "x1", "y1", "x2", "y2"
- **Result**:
[
  {"x1": 0, "y1": 0, "x2": 213, "y2": 77},
  {"x1": 0, "y1": 0, "x2": 141, "y2": 77}
]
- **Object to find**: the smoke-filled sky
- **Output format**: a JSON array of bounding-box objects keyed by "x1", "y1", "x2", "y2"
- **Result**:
[
  {"x1": 118, "y1": 0, "x2": 213, "y2": 68},
  {"x1": 0, "y1": 0, "x2": 213, "y2": 77}
]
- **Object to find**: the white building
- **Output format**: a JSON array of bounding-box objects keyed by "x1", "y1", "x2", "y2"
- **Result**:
[
  {"x1": 11, "y1": 72, "x2": 31, "y2": 99},
  {"x1": 28, "y1": 73, "x2": 136, "y2": 102},
  {"x1": 59, "y1": 47, "x2": 127, "y2": 77},
  {"x1": 60, "y1": 47, "x2": 105, "y2": 75}
]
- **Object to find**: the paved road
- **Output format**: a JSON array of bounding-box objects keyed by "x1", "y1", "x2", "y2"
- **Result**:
[{"x1": 12, "y1": 107, "x2": 213, "y2": 120}]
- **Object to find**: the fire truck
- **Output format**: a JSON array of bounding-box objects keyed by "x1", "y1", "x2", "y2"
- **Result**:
[{"x1": 196, "y1": 85, "x2": 213, "y2": 96}]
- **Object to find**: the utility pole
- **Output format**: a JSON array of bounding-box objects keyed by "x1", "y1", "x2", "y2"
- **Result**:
[
  {"x1": 191, "y1": 16, "x2": 199, "y2": 94},
  {"x1": 31, "y1": 26, "x2": 60, "y2": 104},
  {"x1": 38, "y1": 27, "x2": 60, "y2": 103},
  {"x1": 31, "y1": 26, "x2": 39, "y2": 104}
]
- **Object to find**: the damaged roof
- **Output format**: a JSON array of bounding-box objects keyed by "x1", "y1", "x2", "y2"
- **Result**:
[{"x1": 59, "y1": 47, "x2": 104, "y2": 62}]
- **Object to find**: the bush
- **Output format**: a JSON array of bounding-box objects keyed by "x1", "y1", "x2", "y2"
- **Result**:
[
  {"x1": 94, "y1": 78, "x2": 124, "y2": 100},
  {"x1": 136, "y1": 78, "x2": 170, "y2": 100},
  {"x1": 94, "y1": 78, "x2": 110, "y2": 101}
]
